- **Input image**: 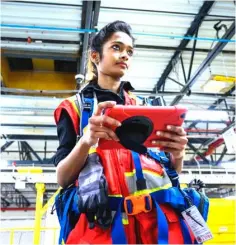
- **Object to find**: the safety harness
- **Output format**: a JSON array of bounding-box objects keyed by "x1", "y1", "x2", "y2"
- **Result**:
[{"x1": 54, "y1": 92, "x2": 209, "y2": 244}]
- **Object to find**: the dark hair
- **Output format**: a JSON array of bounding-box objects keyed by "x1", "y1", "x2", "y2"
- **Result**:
[{"x1": 86, "y1": 21, "x2": 135, "y2": 81}]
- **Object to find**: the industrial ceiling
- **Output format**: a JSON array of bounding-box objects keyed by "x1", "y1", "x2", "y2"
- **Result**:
[{"x1": 1, "y1": 0, "x2": 235, "y2": 208}]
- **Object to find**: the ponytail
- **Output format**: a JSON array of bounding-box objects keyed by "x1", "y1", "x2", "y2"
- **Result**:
[{"x1": 85, "y1": 50, "x2": 98, "y2": 82}]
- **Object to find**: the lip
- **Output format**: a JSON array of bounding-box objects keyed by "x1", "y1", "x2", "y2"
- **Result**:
[{"x1": 116, "y1": 62, "x2": 127, "y2": 69}]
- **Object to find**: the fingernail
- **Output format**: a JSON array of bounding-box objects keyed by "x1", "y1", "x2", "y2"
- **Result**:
[
  {"x1": 152, "y1": 140, "x2": 157, "y2": 144},
  {"x1": 156, "y1": 131, "x2": 161, "y2": 136},
  {"x1": 117, "y1": 122, "x2": 122, "y2": 127},
  {"x1": 167, "y1": 125, "x2": 171, "y2": 130}
]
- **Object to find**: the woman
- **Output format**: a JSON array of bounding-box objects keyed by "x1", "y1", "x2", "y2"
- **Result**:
[{"x1": 53, "y1": 21, "x2": 189, "y2": 244}]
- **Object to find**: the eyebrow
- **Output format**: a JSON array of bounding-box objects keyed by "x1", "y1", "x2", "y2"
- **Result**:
[{"x1": 111, "y1": 41, "x2": 133, "y2": 49}]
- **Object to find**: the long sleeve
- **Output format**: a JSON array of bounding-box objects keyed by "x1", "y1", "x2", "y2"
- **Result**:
[{"x1": 51, "y1": 110, "x2": 77, "y2": 166}]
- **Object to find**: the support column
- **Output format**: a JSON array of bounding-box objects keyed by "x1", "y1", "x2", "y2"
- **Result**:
[{"x1": 33, "y1": 183, "x2": 45, "y2": 245}]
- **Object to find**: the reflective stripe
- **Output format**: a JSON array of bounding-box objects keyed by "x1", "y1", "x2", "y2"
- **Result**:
[
  {"x1": 109, "y1": 194, "x2": 123, "y2": 198},
  {"x1": 122, "y1": 212, "x2": 129, "y2": 225},
  {"x1": 67, "y1": 95, "x2": 80, "y2": 118},
  {"x1": 125, "y1": 169, "x2": 172, "y2": 195},
  {"x1": 125, "y1": 169, "x2": 163, "y2": 178},
  {"x1": 133, "y1": 183, "x2": 172, "y2": 196},
  {"x1": 122, "y1": 218, "x2": 129, "y2": 225}
]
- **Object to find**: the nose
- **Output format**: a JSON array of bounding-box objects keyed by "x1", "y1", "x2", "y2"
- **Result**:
[{"x1": 120, "y1": 51, "x2": 129, "y2": 61}]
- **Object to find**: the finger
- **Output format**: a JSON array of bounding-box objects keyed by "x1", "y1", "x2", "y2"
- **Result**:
[
  {"x1": 78, "y1": 196, "x2": 86, "y2": 213},
  {"x1": 86, "y1": 196, "x2": 97, "y2": 229},
  {"x1": 166, "y1": 125, "x2": 186, "y2": 136},
  {"x1": 97, "y1": 209, "x2": 112, "y2": 230},
  {"x1": 151, "y1": 140, "x2": 185, "y2": 150},
  {"x1": 89, "y1": 115, "x2": 121, "y2": 128},
  {"x1": 90, "y1": 125, "x2": 120, "y2": 141},
  {"x1": 86, "y1": 212, "x2": 96, "y2": 229},
  {"x1": 156, "y1": 131, "x2": 188, "y2": 144},
  {"x1": 92, "y1": 132, "x2": 118, "y2": 141},
  {"x1": 93, "y1": 101, "x2": 117, "y2": 116},
  {"x1": 160, "y1": 147, "x2": 184, "y2": 160}
]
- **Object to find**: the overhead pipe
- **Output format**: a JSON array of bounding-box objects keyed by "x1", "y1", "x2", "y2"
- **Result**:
[{"x1": 1, "y1": 24, "x2": 236, "y2": 43}]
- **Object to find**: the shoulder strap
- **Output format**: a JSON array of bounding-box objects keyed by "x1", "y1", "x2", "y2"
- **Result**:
[
  {"x1": 75, "y1": 91, "x2": 97, "y2": 136},
  {"x1": 147, "y1": 149, "x2": 180, "y2": 188}
]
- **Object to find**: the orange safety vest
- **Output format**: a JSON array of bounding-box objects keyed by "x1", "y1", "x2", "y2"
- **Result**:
[{"x1": 54, "y1": 90, "x2": 193, "y2": 244}]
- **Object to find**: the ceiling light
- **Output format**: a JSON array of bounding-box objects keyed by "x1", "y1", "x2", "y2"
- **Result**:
[{"x1": 201, "y1": 75, "x2": 235, "y2": 93}]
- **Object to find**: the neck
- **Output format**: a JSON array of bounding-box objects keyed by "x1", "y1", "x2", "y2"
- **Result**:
[{"x1": 97, "y1": 73, "x2": 121, "y2": 93}]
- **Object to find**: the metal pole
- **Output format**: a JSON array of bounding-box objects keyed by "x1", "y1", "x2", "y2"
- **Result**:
[
  {"x1": 180, "y1": 55, "x2": 187, "y2": 84},
  {"x1": 79, "y1": 1, "x2": 93, "y2": 74},
  {"x1": 33, "y1": 183, "x2": 45, "y2": 245}
]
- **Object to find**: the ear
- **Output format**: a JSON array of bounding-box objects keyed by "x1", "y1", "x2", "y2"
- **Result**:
[{"x1": 90, "y1": 51, "x2": 100, "y2": 64}]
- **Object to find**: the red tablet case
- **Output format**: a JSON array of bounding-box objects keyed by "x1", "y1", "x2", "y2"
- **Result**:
[{"x1": 98, "y1": 105, "x2": 187, "y2": 150}]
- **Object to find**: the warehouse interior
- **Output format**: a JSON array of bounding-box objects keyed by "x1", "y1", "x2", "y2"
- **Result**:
[{"x1": 0, "y1": 0, "x2": 235, "y2": 244}]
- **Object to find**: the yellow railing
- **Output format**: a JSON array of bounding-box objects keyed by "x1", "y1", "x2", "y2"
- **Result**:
[
  {"x1": 1, "y1": 181, "x2": 235, "y2": 245},
  {"x1": 0, "y1": 227, "x2": 59, "y2": 245}
]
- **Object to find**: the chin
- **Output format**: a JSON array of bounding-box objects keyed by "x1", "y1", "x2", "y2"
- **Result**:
[{"x1": 113, "y1": 70, "x2": 126, "y2": 79}]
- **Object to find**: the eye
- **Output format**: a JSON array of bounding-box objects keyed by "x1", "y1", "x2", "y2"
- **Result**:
[
  {"x1": 127, "y1": 49, "x2": 134, "y2": 56},
  {"x1": 112, "y1": 44, "x2": 120, "y2": 51}
]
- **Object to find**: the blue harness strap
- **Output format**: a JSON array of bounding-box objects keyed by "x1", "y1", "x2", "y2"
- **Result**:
[
  {"x1": 153, "y1": 200, "x2": 169, "y2": 244},
  {"x1": 67, "y1": 94, "x2": 208, "y2": 244},
  {"x1": 131, "y1": 151, "x2": 169, "y2": 244},
  {"x1": 111, "y1": 200, "x2": 127, "y2": 244},
  {"x1": 80, "y1": 96, "x2": 94, "y2": 136},
  {"x1": 148, "y1": 150, "x2": 180, "y2": 188},
  {"x1": 57, "y1": 187, "x2": 77, "y2": 244},
  {"x1": 131, "y1": 151, "x2": 147, "y2": 190}
]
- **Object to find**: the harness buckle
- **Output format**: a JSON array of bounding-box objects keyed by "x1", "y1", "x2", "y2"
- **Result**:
[
  {"x1": 83, "y1": 102, "x2": 92, "y2": 110},
  {"x1": 124, "y1": 194, "x2": 152, "y2": 215}
]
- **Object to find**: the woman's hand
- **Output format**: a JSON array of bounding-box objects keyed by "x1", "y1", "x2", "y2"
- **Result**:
[
  {"x1": 151, "y1": 125, "x2": 188, "y2": 172},
  {"x1": 81, "y1": 101, "x2": 121, "y2": 147}
]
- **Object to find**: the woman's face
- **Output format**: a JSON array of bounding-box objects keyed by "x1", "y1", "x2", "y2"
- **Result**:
[{"x1": 97, "y1": 31, "x2": 134, "y2": 79}]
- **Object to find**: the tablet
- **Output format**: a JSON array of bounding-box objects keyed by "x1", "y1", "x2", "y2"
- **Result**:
[{"x1": 98, "y1": 105, "x2": 187, "y2": 152}]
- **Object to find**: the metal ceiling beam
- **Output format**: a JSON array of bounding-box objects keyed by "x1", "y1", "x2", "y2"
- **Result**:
[
  {"x1": 153, "y1": 1, "x2": 215, "y2": 92},
  {"x1": 78, "y1": 1, "x2": 93, "y2": 74},
  {"x1": 207, "y1": 86, "x2": 235, "y2": 110},
  {"x1": 91, "y1": 1, "x2": 101, "y2": 37},
  {"x1": 187, "y1": 85, "x2": 235, "y2": 129},
  {"x1": 1, "y1": 141, "x2": 14, "y2": 152},
  {"x1": 2, "y1": 41, "x2": 234, "y2": 55},
  {"x1": 187, "y1": 142, "x2": 210, "y2": 164},
  {"x1": 170, "y1": 21, "x2": 235, "y2": 105},
  {"x1": 22, "y1": 141, "x2": 43, "y2": 164},
  {"x1": 134, "y1": 89, "x2": 235, "y2": 98},
  {"x1": 102, "y1": 5, "x2": 235, "y2": 18},
  {"x1": 78, "y1": 1, "x2": 101, "y2": 75},
  {"x1": 192, "y1": 121, "x2": 235, "y2": 162},
  {"x1": 135, "y1": 44, "x2": 235, "y2": 54}
]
